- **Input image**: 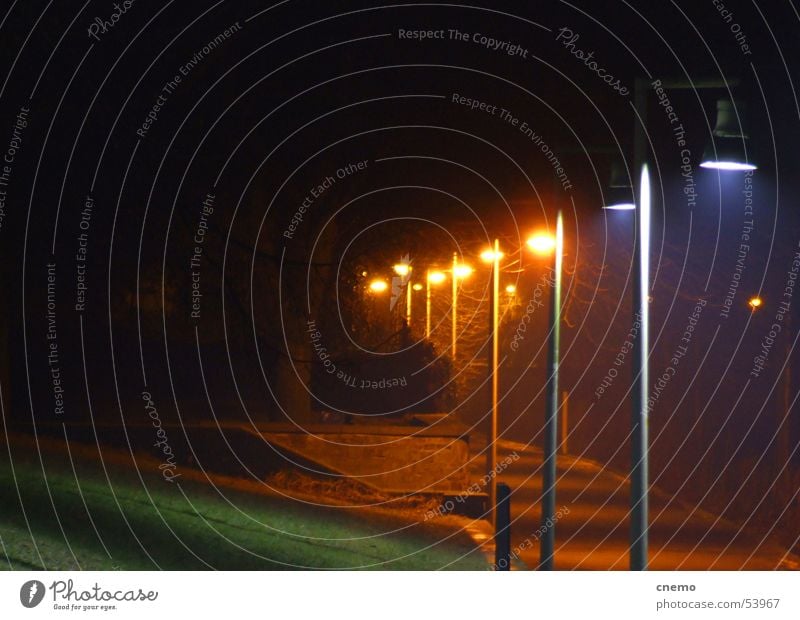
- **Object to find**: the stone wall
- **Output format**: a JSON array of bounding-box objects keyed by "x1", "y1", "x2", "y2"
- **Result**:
[{"x1": 265, "y1": 430, "x2": 470, "y2": 494}]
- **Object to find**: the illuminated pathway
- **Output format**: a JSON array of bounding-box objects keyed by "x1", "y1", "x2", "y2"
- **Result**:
[{"x1": 485, "y1": 440, "x2": 799, "y2": 570}]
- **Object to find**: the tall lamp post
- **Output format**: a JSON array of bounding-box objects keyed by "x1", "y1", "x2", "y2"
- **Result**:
[
  {"x1": 411, "y1": 282, "x2": 423, "y2": 329},
  {"x1": 451, "y1": 256, "x2": 473, "y2": 360},
  {"x1": 613, "y1": 77, "x2": 756, "y2": 570},
  {"x1": 480, "y1": 232, "x2": 559, "y2": 528},
  {"x1": 452, "y1": 253, "x2": 459, "y2": 359},
  {"x1": 531, "y1": 213, "x2": 564, "y2": 570},
  {"x1": 426, "y1": 269, "x2": 446, "y2": 338},
  {"x1": 480, "y1": 240, "x2": 502, "y2": 524},
  {"x1": 393, "y1": 263, "x2": 412, "y2": 326},
  {"x1": 630, "y1": 163, "x2": 651, "y2": 571}
]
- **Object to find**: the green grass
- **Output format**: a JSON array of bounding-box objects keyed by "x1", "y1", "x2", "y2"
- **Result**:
[{"x1": 0, "y1": 436, "x2": 487, "y2": 570}]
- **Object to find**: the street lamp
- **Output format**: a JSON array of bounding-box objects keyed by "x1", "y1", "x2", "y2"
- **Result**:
[
  {"x1": 394, "y1": 263, "x2": 412, "y2": 325},
  {"x1": 426, "y1": 270, "x2": 446, "y2": 338},
  {"x1": 392, "y1": 263, "x2": 410, "y2": 277},
  {"x1": 505, "y1": 284, "x2": 517, "y2": 307},
  {"x1": 527, "y1": 219, "x2": 563, "y2": 571},
  {"x1": 451, "y1": 254, "x2": 473, "y2": 360},
  {"x1": 480, "y1": 241, "x2": 503, "y2": 523},
  {"x1": 622, "y1": 78, "x2": 756, "y2": 570},
  {"x1": 604, "y1": 158, "x2": 636, "y2": 211},
  {"x1": 368, "y1": 279, "x2": 388, "y2": 293},
  {"x1": 480, "y1": 232, "x2": 561, "y2": 530},
  {"x1": 699, "y1": 99, "x2": 757, "y2": 171},
  {"x1": 602, "y1": 158, "x2": 652, "y2": 571},
  {"x1": 526, "y1": 233, "x2": 558, "y2": 255},
  {"x1": 630, "y1": 163, "x2": 652, "y2": 572}
]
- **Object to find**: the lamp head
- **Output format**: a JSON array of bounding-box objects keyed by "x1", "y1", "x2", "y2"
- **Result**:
[
  {"x1": 699, "y1": 135, "x2": 757, "y2": 170},
  {"x1": 526, "y1": 233, "x2": 557, "y2": 255},
  {"x1": 604, "y1": 158, "x2": 636, "y2": 210},
  {"x1": 453, "y1": 264, "x2": 474, "y2": 278},
  {"x1": 428, "y1": 271, "x2": 446, "y2": 284},
  {"x1": 748, "y1": 296, "x2": 763, "y2": 310},
  {"x1": 480, "y1": 249, "x2": 503, "y2": 263},
  {"x1": 368, "y1": 279, "x2": 388, "y2": 293},
  {"x1": 700, "y1": 99, "x2": 757, "y2": 171},
  {"x1": 393, "y1": 263, "x2": 410, "y2": 277}
]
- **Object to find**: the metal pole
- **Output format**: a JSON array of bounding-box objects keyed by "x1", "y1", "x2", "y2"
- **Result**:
[
  {"x1": 539, "y1": 211, "x2": 563, "y2": 570},
  {"x1": 426, "y1": 270, "x2": 431, "y2": 338},
  {"x1": 628, "y1": 79, "x2": 650, "y2": 571},
  {"x1": 494, "y1": 482, "x2": 512, "y2": 570},
  {"x1": 560, "y1": 391, "x2": 569, "y2": 456},
  {"x1": 452, "y1": 253, "x2": 458, "y2": 359},
  {"x1": 489, "y1": 239, "x2": 500, "y2": 526},
  {"x1": 406, "y1": 279, "x2": 412, "y2": 327},
  {"x1": 627, "y1": 76, "x2": 734, "y2": 569},
  {"x1": 630, "y1": 163, "x2": 651, "y2": 571}
]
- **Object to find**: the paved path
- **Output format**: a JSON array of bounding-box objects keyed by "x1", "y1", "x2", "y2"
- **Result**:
[{"x1": 484, "y1": 440, "x2": 799, "y2": 570}]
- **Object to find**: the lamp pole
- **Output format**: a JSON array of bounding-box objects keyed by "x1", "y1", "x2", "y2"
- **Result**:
[
  {"x1": 452, "y1": 253, "x2": 458, "y2": 360},
  {"x1": 628, "y1": 81, "x2": 648, "y2": 573},
  {"x1": 629, "y1": 76, "x2": 750, "y2": 570},
  {"x1": 426, "y1": 269, "x2": 432, "y2": 338},
  {"x1": 630, "y1": 162, "x2": 651, "y2": 571},
  {"x1": 482, "y1": 231, "x2": 559, "y2": 538},
  {"x1": 406, "y1": 276, "x2": 411, "y2": 329},
  {"x1": 539, "y1": 211, "x2": 564, "y2": 570},
  {"x1": 406, "y1": 280, "x2": 412, "y2": 326},
  {"x1": 489, "y1": 239, "x2": 500, "y2": 525}
]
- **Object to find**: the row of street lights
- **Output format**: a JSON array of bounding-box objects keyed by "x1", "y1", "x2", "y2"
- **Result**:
[
  {"x1": 367, "y1": 232, "x2": 558, "y2": 363},
  {"x1": 364, "y1": 88, "x2": 756, "y2": 570},
  {"x1": 368, "y1": 259, "x2": 493, "y2": 343},
  {"x1": 366, "y1": 228, "x2": 563, "y2": 552}
]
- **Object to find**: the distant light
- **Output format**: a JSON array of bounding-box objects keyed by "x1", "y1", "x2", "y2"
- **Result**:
[
  {"x1": 393, "y1": 263, "x2": 410, "y2": 276},
  {"x1": 699, "y1": 160, "x2": 757, "y2": 171},
  {"x1": 526, "y1": 233, "x2": 557, "y2": 255},
  {"x1": 428, "y1": 271, "x2": 446, "y2": 284},
  {"x1": 505, "y1": 284, "x2": 516, "y2": 294},
  {"x1": 368, "y1": 279, "x2": 388, "y2": 293},
  {"x1": 603, "y1": 202, "x2": 636, "y2": 211},
  {"x1": 453, "y1": 264, "x2": 474, "y2": 278},
  {"x1": 361, "y1": 271, "x2": 368, "y2": 277},
  {"x1": 748, "y1": 296, "x2": 763, "y2": 310},
  {"x1": 480, "y1": 249, "x2": 503, "y2": 263},
  {"x1": 412, "y1": 283, "x2": 423, "y2": 291}
]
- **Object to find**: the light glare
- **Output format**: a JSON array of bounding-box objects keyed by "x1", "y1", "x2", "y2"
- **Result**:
[
  {"x1": 699, "y1": 160, "x2": 757, "y2": 171},
  {"x1": 526, "y1": 233, "x2": 557, "y2": 255},
  {"x1": 480, "y1": 249, "x2": 503, "y2": 262},
  {"x1": 428, "y1": 271, "x2": 446, "y2": 284},
  {"x1": 453, "y1": 264, "x2": 474, "y2": 278},
  {"x1": 368, "y1": 279, "x2": 388, "y2": 293}
]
